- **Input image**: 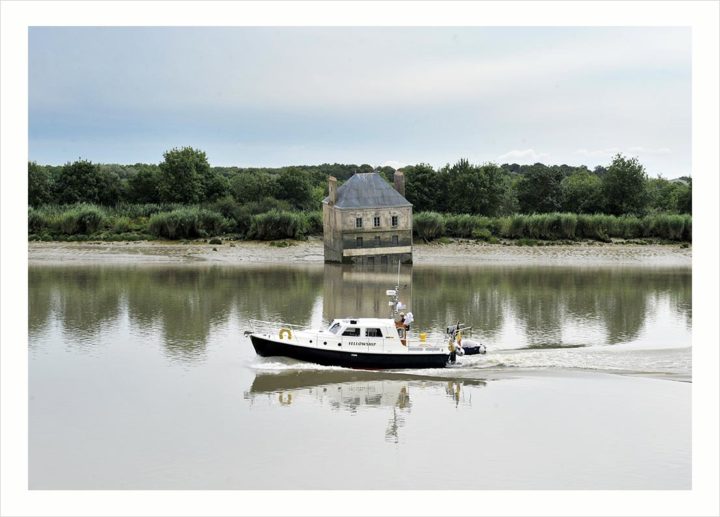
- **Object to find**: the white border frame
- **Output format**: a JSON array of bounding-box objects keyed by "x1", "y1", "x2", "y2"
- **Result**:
[{"x1": 2, "y1": 2, "x2": 718, "y2": 516}]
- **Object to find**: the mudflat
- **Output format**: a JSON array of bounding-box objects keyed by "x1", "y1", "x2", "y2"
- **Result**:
[{"x1": 28, "y1": 238, "x2": 692, "y2": 267}]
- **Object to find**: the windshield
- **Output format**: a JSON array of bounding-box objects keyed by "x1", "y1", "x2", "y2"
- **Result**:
[{"x1": 329, "y1": 322, "x2": 341, "y2": 334}]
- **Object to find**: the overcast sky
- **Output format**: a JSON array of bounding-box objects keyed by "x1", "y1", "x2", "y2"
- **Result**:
[{"x1": 29, "y1": 27, "x2": 690, "y2": 177}]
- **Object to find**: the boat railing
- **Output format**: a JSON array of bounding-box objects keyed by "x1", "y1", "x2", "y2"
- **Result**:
[{"x1": 244, "y1": 319, "x2": 316, "y2": 335}]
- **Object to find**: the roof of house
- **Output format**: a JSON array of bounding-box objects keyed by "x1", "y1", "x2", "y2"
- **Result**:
[{"x1": 323, "y1": 172, "x2": 412, "y2": 209}]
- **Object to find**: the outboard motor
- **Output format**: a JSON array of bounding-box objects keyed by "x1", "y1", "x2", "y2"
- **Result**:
[{"x1": 460, "y1": 338, "x2": 486, "y2": 355}]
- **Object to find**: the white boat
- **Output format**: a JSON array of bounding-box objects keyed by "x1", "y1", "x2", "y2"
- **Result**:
[{"x1": 247, "y1": 270, "x2": 485, "y2": 369}]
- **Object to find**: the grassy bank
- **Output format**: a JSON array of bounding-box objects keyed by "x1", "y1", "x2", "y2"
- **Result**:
[
  {"x1": 28, "y1": 204, "x2": 691, "y2": 244},
  {"x1": 28, "y1": 203, "x2": 323, "y2": 242},
  {"x1": 413, "y1": 211, "x2": 691, "y2": 243}
]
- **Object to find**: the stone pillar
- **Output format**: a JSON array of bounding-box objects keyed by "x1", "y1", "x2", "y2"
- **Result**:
[
  {"x1": 393, "y1": 171, "x2": 405, "y2": 197},
  {"x1": 328, "y1": 176, "x2": 337, "y2": 205}
]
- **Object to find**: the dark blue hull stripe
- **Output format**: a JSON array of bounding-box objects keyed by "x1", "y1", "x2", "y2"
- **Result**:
[{"x1": 251, "y1": 336, "x2": 449, "y2": 369}]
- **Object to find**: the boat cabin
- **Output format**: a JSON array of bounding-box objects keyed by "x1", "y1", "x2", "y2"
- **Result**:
[{"x1": 323, "y1": 318, "x2": 410, "y2": 351}]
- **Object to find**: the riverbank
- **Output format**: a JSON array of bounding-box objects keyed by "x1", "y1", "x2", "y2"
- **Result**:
[{"x1": 28, "y1": 238, "x2": 692, "y2": 267}]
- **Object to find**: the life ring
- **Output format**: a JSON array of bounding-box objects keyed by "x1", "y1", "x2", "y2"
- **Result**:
[{"x1": 279, "y1": 328, "x2": 292, "y2": 340}]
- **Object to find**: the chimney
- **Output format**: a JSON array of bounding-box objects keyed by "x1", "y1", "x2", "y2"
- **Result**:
[
  {"x1": 328, "y1": 176, "x2": 337, "y2": 205},
  {"x1": 393, "y1": 171, "x2": 405, "y2": 197}
]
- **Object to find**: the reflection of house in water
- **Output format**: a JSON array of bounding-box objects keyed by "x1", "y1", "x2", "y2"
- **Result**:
[
  {"x1": 322, "y1": 264, "x2": 413, "y2": 321},
  {"x1": 244, "y1": 370, "x2": 485, "y2": 443}
]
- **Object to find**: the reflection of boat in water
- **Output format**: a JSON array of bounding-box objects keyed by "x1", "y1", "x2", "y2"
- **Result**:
[
  {"x1": 246, "y1": 269, "x2": 486, "y2": 369},
  {"x1": 244, "y1": 369, "x2": 487, "y2": 441}
]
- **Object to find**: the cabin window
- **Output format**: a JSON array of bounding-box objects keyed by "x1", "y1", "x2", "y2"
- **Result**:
[
  {"x1": 374, "y1": 235, "x2": 381, "y2": 246},
  {"x1": 329, "y1": 322, "x2": 341, "y2": 334},
  {"x1": 365, "y1": 328, "x2": 383, "y2": 337},
  {"x1": 392, "y1": 235, "x2": 399, "y2": 245},
  {"x1": 356, "y1": 236, "x2": 363, "y2": 248},
  {"x1": 355, "y1": 217, "x2": 363, "y2": 228},
  {"x1": 392, "y1": 216, "x2": 399, "y2": 227},
  {"x1": 373, "y1": 216, "x2": 381, "y2": 228},
  {"x1": 342, "y1": 327, "x2": 360, "y2": 336}
]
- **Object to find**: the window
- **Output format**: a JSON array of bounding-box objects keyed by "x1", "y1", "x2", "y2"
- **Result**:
[
  {"x1": 366, "y1": 328, "x2": 383, "y2": 337},
  {"x1": 373, "y1": 216, "x2": 381, "y2": 228},
  {"x1": 367, "y1": 257, "x2": 374, "y2": 266},
  {"x1": 392, "y1": 235, "x2": 399, "y2": 245},
  {"x1": 356, "y1": 217, "x2": 363, "y2": 228},
  {"x1": 381, "y1": 255, "x2": 388, "y2": 265},
  {"x1": 392, "y1": 216, "x2": 399, "y2": 227},
  {"x1": 374, "y1": 235, "x2": 381, "y2": 247},
  {"x1": 356, "y1": 236, "x2": 363, "y2": 248},
  {"x1": 342, "y1": 327, "x2": 360, "y2": 336},
  {"x1": 329, "y1": 322, "x2": 342, "y2": 334}
]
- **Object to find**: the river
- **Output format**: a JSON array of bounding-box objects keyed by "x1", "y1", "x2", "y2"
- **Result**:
[{"x1": 28, "y1": 263, "x2": 691, "y2": 489}]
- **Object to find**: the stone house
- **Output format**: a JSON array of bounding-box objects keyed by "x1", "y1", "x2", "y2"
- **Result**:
[{"x1": 322, "y1": 172, "x2": 413, "y2": 264}]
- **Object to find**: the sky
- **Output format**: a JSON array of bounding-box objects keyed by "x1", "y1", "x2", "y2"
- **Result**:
[{"x1": 29, "y1": 27, "x2": 691, "y2": 177}]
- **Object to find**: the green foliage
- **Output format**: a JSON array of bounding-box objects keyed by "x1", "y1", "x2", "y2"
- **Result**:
[
  {"x1": 28, "y1": 162, "x2": 54, "y2": 206},
  {"x1": 560, "y1": 172, "x2": 603, "y2": 213},
  {"x1": 249, "y1": 210, "x2": 309, "y2": 240},
  {"x1": 231, "y1": 172, "x2": 278, "y2": 204},
  {"x1": 157, "y1": 147, "x2": 210, "y2": 204},
  {"x1": 602, "y1": 154, "x2": 649, "y2": 216},
  {"x1": 413, "y1": 212, "x2": 445, "y2": 241},
  {"x1": 54, "y1": 160, "x2": 103, "y2": 205},
  {"x1": 58, "y1": 204, "x2": 107, "y2": 235},
  {"x1": 404, "y1": 163, "x2": 444, "y2": 212},
  {"x1": 516, "y1": 164, "x2": 565, "y2": 214},
  {"x1": 127, "y1": 165, "x2": 161, "y2": 203},
  {"x1": 148, "y1": 208, "x2": 228, "y2": 239},
  {"x1": 275, "y1": 168, "x2": 314, "y2": 210},
  {"x1": 444, "y1": 159, "x2": 515, "y2": 216}
]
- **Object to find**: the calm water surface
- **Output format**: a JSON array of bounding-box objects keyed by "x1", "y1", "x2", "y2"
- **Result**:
[{"x1": 29, "y1": 264, "x2": 691, "y2": 489}]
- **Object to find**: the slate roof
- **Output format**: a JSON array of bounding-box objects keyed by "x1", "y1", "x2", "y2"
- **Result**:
[{"x1": 323, "y1": 173, "x2": 412, "y2": 209}]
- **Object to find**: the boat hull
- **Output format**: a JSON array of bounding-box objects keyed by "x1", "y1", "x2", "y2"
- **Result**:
[{"x1": 251, "y1": 335, "x2": 449, "y2": 369}]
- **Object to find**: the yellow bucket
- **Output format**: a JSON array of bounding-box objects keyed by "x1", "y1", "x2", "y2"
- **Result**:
[{"x1": 419, "y1": 332, "x2": 427, "y2": 342}]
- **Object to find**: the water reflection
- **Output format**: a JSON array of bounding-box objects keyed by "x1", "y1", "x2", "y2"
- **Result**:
[
  {"x1": 244, "y1": 369, "x2": 486, "y2": 442},
  {"x1": 29, "y1": 264, "x2": 691, "y2": 362}
]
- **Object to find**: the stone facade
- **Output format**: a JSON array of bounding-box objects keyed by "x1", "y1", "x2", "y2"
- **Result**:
[{"x1": 323, "y1": 172, "x2": 413, "y2": 264}]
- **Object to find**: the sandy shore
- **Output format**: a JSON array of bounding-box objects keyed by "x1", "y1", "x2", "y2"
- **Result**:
[{"x1": 28, "y1": 238, "x2": 692, "y2": 267}]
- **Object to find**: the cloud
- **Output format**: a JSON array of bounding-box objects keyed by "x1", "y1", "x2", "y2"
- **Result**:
[
  {"x1": 574, "y1": 148, "x2": 620, "y2": 158},
  {"x1": 381, "y1": 160, "x2": 409, "y2": 170},
  {"x1": 496, "y1": 149, "x2": 549, "y2": 164},
  {"x1": 628, "y1": 146, "x2": 672, "y2": 155}
]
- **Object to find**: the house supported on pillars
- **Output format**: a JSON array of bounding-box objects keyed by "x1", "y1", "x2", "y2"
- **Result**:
[{"x1": 322, "y1": 172, "x2": 413, "y2": 265}]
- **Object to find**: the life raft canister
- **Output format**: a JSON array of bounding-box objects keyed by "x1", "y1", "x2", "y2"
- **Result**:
[{"x1": 279, "y1": 328, "x2": 292, "y2": 340}]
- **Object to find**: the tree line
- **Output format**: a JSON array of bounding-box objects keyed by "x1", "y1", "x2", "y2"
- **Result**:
[{"x1": 29, "y1": 147, "x2": 691, "y2": 217}]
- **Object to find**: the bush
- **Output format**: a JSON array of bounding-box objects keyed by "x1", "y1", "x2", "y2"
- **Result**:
[
  {"x1": 413, "y1": 212, "x2": 445, "y2": 241},
  {"x1": 649, "y1": 214, "x2": 686, "y2": 241},
  {"x1": 58, "y1": 204, "x2": 107, "y2": 235},
  {"x1": 306, "y1": 212, "x2": 323, "y2": 235},
  {"x1": 249, "y1": 210, "x2": 309, "y2": 240},
  {"x1": 148, "y1": 208, "x2": 229, "y2": 239}
]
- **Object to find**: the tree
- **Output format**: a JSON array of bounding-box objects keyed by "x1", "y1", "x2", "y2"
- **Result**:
[
  {"x1": 601, "y1": 154, "x2": 649, "y2": 215},
  {"x1": 404, "y1": 163, "x2": 443, "y2": 212},
  {"x1": 231, "y1": 171, "x2": 278, "y2": 204},
  {"x1": 28, "y1": 161, "x2": 53, "y2": 206},
  {"x1": 443, "y1": 159, "x2": 515, "y2": 216},
  {"x1": 54, "y1": 159, "x2": 102, "y2": 204},
  {"x1": 516, "y1": 163, "x2": 564, "y2": 213},
  {"x1": 275, "y1": 168, "x2": 314, "y2": 209},
  {"x1": 560, "y1": 172, "x2": 604, "y2": 213},
  {"x1": 127, "y1": 165, "x2": 161, "y2": 203},
  {"x1": 157, "y1": 147, "x2": 209, "y2": 203}
]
